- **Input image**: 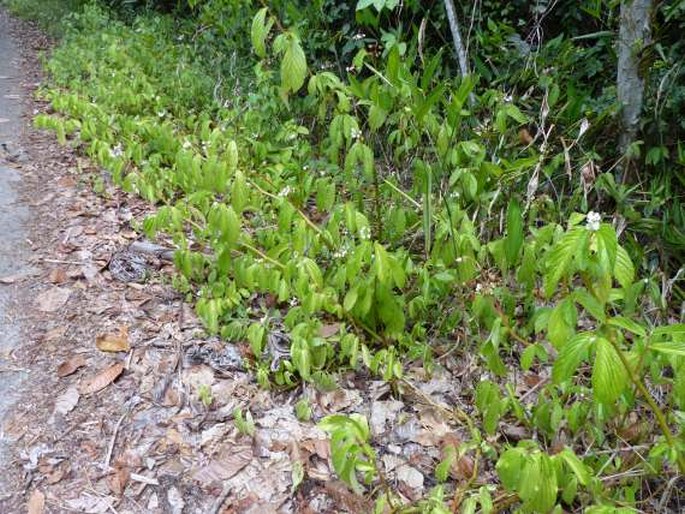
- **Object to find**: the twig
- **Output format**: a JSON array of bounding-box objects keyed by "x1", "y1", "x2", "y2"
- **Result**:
[
  {"x1": 103, "y1": 412, "x2": 127, "y2": 469},
  {"x1": 40, "y1": 258, "x2": 83, "y2": 265},
  {"x1": 130, "y1": 473, "x2": 159, "y2": 486}
]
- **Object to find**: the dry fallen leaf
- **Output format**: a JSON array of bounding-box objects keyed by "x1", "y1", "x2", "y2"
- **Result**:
[
  {"x1": 96, "y1": 326, "x2": 130, "y2": 353},
  {"x1": 191, "y1": 445, "x2": 253, "y2": 486},
  {"x1": 65, "y1": 494, "x2": 115, "y2": 513},
  {"x1": 35, "y1": 287, "x2": 71, "y2": 312},
  {"x1": 26, "y1": 489, "x2": 45, "y2": 514},
  {"x1": 48, "y1": 268, "x2": 68, "y2": 284},
  {"x1": 318, "y1": 323, "x2": 341, "y2": 338},
  {"x1": 53, "y1": 387, "x2": 80, "y2": 416},
  {"x1": 107, "y1": 466, "x2": 130, "y2": 497},
  {"x1": 57, "y1": 355, "x2": 86, "y2": 378},
  {"x1": 80, "y1": 363, "x2": 124, "y2": 395}
]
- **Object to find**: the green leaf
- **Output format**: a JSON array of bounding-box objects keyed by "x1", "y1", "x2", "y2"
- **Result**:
[
  {"x1": 608, "y1": 316, "x2": 646, "y2": 337},
  {"x1": 592, "y1": 338, "x2": 628, "y2": 405},
  {"x1": 652, "y1": 323, "x2": 685, "y2": 340},
  {"x1": 519, "y1": 452, "x2": 558, "y2": 513},
  {"x1": 552, "y1": 332, "x2": 594, "y2": 383},
  {"x1": 251, "y1": 8, "x2": 273, "y2": 59},
  {"x1": 279, "y1": 33, "x2": 307, "y2": 94},
  {"x1": 573, "y1": 289, "x2": 606, "y2": 323},
  {"x1": 368, "y1": 104, "x2": 387, "y2": 131},
  {"x1": 556, "y1": 448, "x2": 590, "y2": 485},
  {"x1": 650, "y1": 341, "x2": 685, "y2": 357},
  {"x1": 504, "y1": 200, "x2": 524, "y2": 268},
  {"x1": 496, "y1": 447, "x2": 526, "y2": 491},
  {"x1": 595, "y1": 224, "x2": 618, "y2": 272},
  {"x1": 544, "y1": 227, "x2": 588, "y2": 297},
  {"x1": 476, "y1": 380, "x2": 503, "y2": 435},
  {"x1": 547, "y1": 298, "x2": 577, "y2": 349},
  {"x1": 614, "y1": 245, "x2": 634, "y2": 288},
  {"x1": 291, "y1": 337, "x2": 311, "y2": 380}
]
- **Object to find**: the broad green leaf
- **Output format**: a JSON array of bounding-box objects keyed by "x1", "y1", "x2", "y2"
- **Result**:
[
  {"x1": 548, "y1": 298, "x2": 577, "y2": 349},
  {"x1": 476, "y1": 380, "x2": 503, "y2": 435},
  {"x1": 653, "y1": 323, "x2": 685, "y2": 340},
  {"x1": 291, "y1": 337, "x2": 311, "y2": 380},
  {"x1": 504, "y1": 199, "x2": 524, "y2": 268},
  {"x1": 344, "y1": 286, "x2": 359, "y2": 312},
  {"x1": 250, "y1": 8, "x2": 273, "y2": 59},
  {"x1": 595, "y1": 224, "x2": 618, "y2": 272},
  {"x1": 592, "y1": 338, "x2": 628, "y2": 405},
  {"x1": 368, "y1": 104, "x2": 387, "y2": 131},
  {"x1": 544, "y1": 227, "x2": 588, "y2": 298},
  {"x1": 650, "y1": 341, "x2": 685, "y2": 357},
  {"x1": 519, "y1": 452, "x2": 558, "y2": 513},
  {"x1": 614, "y1": 245, "x2": 635, "y2": 288},
  {"x1": 373, "y1": 243, "x2": 392, "y2": 286},
  {"x1": 608, "y1": 316, "x2": 646, "y2": 337},
  {"x1": 496, "y1": 447, "x2": 526, "y2": 491},
  {"x1": 279, "y1": 33, "x2": 307, "y2": 94},
  {"x1": 552, "y1": 332, "x2": 594, "y2": 383},
  {"x1": 573, "y1": 288, "x2": 606, "y2": 323},
  {"x1": 557, "y1": 448, "x2": 590, "y2": 485}
]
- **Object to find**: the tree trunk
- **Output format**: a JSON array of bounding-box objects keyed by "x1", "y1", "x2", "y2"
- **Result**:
[{"x1": 617, "y1": 0, "x2": 653, "y2": 180}]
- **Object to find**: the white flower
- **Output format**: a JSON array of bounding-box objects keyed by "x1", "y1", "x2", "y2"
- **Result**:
[
  {"x1": 586, "y1": 211, "x2": 601, "y2": 231},
  {"x1": 359, "y1": 226, "x2": 370, "y2": 240},
  {"x1": 109, "y1": 144, "x2": 123, "y2": 158},
  {"x1": 278, "y1": 186, "x2": 292, "y2": 198}
]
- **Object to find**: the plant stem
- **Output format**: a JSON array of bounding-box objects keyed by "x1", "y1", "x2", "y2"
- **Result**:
[
  {"x1": 608, "y1": 335, "x2": 685, "y2": 473},
  {"x1": 240, "y1": 241, "x2": 285, "y2": 270}
]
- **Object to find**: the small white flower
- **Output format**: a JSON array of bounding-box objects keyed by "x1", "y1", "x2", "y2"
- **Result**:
[
  {"x1": 578, "y1": 118, "x2": 590, "y2": 139},
  {"x1": 182, "y1": 140, "x2": 192, "y2": 150},
  {"x1": 586, "y1": 211, "x2": 601, "y2": 232},
  {"x1": 278, "y1": 186, "x2": 292, "y2": 198},
  {"x1": 109, "y1": 144, "x2": 123, "y2": 158},
  {"x1": 359, "y1": 226, "x2": 370, "y2": 240}
]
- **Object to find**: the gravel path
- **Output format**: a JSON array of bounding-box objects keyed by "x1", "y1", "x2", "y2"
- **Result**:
[{"x1": 0, "y1": 8, "x2": 30, "y2": 499}]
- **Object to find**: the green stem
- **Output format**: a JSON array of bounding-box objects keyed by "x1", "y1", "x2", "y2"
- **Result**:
[{"x1": 608, "y1": 335, "x2": 685, "y2": 473}]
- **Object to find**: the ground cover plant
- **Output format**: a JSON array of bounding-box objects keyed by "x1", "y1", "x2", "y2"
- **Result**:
[{"x1": 5, "y1": 0, "x2": 685, "y2": 511}]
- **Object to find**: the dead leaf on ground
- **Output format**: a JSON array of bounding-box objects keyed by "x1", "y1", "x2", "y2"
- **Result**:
[
  {"x1": 192, "y1": 444, "x2": 253, "y2": 487},
  {"x1": 26, "y1": 489, "x2": 45, "y2": 514},
  {"x1": 96, "y1": 326, "x2": 130, "y2": 353},
  {"x1": 65, "y1": 494, "x2": 115, "y2": 513},
  {"x1": 80, "y1": 362, "x2": 124, "y2": 395},
  {"x1": 47, "y1": 267, "x2": 68, "y2": 284},
  {"x1": 35, "y1": 287, "x2": 71, "y2": 312},
  {"x1": 57, "y1": 355, "x2": 86, "y2": 377},
  {"x1": 53, "y1": 387, "x2": 80, "y2": 417},
  {"x1": 318, "y1": 323, "x2": 341, "y2": 338},
  {"x1": 107, "y1": 466, "x2": 130, "y2": 496}
]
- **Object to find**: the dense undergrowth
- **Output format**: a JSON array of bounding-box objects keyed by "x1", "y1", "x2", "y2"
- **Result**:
[{"x1": 4, "y1": 0, "x2": 685, "y2": 511}]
